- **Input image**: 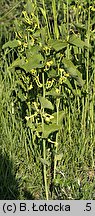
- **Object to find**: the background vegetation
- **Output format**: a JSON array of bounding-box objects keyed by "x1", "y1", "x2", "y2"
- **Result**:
[{"x1": 0, "y1": 0, "x2": 95, "y2": 199}]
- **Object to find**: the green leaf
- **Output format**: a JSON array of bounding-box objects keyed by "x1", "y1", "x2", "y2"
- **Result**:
[
  {"x1": 25, "y1": 0, "x2": 34, "y2": 14},
  {"x1": 74, "y1": 23, "x2": 86, "y2": 30},
  {"x1": 36, "y1": 124, "x2": 42, "y2": 133},
  {"x1": 43, "y1": 123, "x2": 60, "y2": 138},
  {"x1": 35, "y1": 122, "x2": 60, "y2": 138},
  {"x1": 62, "y1": 79, "x2": 73, "y2": 91},
  {"x1": 26, "y1": 45, "x2": 41, "y2": 56},
  {"x1": 39, "y1": 96, "x2": 54, "y2": 110},
  {"x1": 73, "y1": 89, "x2": 81, "y2": 97},
  {"x1": 9, "y1": 50, "x2": 44, "y2": 71},
  {"x1": 33, "y1": 29, "x2": 42, "y2": 38},
  {"x1": 9, "y1": 57, "x2": 25, "y2": 69},
  {"x1": 62, "y1": 58, "x2": 84, "y2": 87},
  {"x1": 22, "y1": 54, "x2": 45, "y2": 71},
  {"x1": 33, "y1": 27, "x2": 47, "y2": 44},
  {"x1": 26, "y1": 120, "x2": 36, "y2": 131},
  {"x1": 51, "y1": 111, "x2": 64, "y2": 125},
  {"x1": 59, "y1": 23, "x2": 68, "y2": 39},
  {"x1": 2, "y1": 39, "x2": 21, "y2": 49},
  {"x1": 69, "y1": 34, "x2": 90, "y2": 48},
  {"x1": 49, "y1": 39, "x2": 67, "y2": 51},
  {"x1": 46, "y1": 88, "x2": 61, "y2": 97},
  {"x1": 48, "y1": 69, "x2": 57, "y2": 78},
  {"x1": 39, "y1": 7, "x2": 46, "y2": 20}
]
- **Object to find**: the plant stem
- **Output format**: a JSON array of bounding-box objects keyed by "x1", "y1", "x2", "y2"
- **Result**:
[
  {"x1": 54, "y1": 98, "x2": 60, "y2": 180},
  {"x1": 67, "y1": 0, "x2": 69, "y2": 59},
  {"x1": 42, "y1": 72, "x2": 48, "y2": 200},
  {"x1": 86, "y1": 1, "x2": 90, "y2": 93},
  {"x1": 34, "y1": 0, "x2": 40, "y2": 28},
  {"x1": 54, "y1": 64, "x2": 61, "y2": 181},
  {"x1": 42, "y1": 0, "x2": 50, "y2": 39},
  {"x1": 52, "y1": 0, "x2": 59, "y2": 39}
]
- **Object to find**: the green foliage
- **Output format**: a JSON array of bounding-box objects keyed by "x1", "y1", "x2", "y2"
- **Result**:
[
  {"x1": 49, "y1": 39, "x2": 68, "y2": 51},
  {"x1": 1, "y1": 0, "x2": 95, "y2": 200},
  {"x1": 39, "y1": 96, "x2": 54, "y2": 110},
  {"x1": 2, "y1": 39, "x2": 21, "y2": 49},
  {"x1": 62, "y1": 58, "x2": 84, "y2": 87},
  {"x1": 43, "y1": 124, "x2": 60, "y2": 139},
  {"x1": 69, "y1": 34, "x2": 90, "y2": 48}
]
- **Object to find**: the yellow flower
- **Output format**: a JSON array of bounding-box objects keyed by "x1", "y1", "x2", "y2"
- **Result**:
[
  {"x1": 43, "y1": 46, "x2": 50, "y2": 53},
  {"x1": 90, "y1": 6, "x2": 95, "y2": 11},
  {"x1": 46, "y1": 79, "x2": 54, "y2": 89},
  {"x1": 64, "y1": 72, "x2": 69, "y2": 77},
  {"x1": 17, "y1": 40, "x2": 21, "y2": 46},
  {"x1": 25, "y1": 116, "x2": 30, "y2": 121},
  {"x1": 46, "y1": 60, "x2": 53, "y2": 67},
  {"x1": 59, "y1": 76, "x2": 66, "y2": 84},
  {"x1": 43, "y1": 113, "x2": 54, "y2": 123},
  {"x1": 30, "y1": 69, "x2": 36, "y2": 74},
  {"x1": 23, "y1": 42, "x2": 28, "y2": 48},
  {"x1": 59, "y1": 68, "x2": 64, "y2": 73},
  {"x1": 55, "y1": 88, "x2": 60, "y2": 94},
  {"x1": 78, "y1": 6, "x2": 82, "y2": 9},
  {"x1": 28, "y1": 83, "x2": 33, "y2": 90}
]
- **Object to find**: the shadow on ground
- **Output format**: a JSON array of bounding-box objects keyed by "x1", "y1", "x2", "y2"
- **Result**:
[{"x1": 0, "y1": 150, "x2": 19, "y2": 199}]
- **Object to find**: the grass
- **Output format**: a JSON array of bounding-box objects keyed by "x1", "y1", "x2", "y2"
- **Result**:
[{"x1": 0, "y1": 0, "x2": 95, "y2": 200}]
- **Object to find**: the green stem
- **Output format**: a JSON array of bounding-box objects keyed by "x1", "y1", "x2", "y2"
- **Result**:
[
  {"x1": 54, "y1": 98, "x2": 60, "y2": 180},
  {"x1": 86, "y1": 1, "x2": 90, "y2": 92},
  {"x1": 52, "y1": 0, "x2": 59, "y2": 39},
  {"x1": 90, "y1": 70, "x2": 95, "y2": 168},
  {"x1": 67, "y1": 0, "x2": 69, "y2": 59},
  {"x1": 68, "y1": 106, "x2": 71, "y2": 145},
  {"x1": 54, "y1": 65, "x2": 61, "y2": 180},
  {"x1": 81, "y1": 97, "x2": 85, "y2": 140},
  {"x1": 42, "y1": 72, "x2": 48, "y2": 200},
  {"x1": 34, "y1": 0, "x2": 40, "y2": 28},
  {"x1": 42, "y1": 0, "x2": 50, "y2": 39}
]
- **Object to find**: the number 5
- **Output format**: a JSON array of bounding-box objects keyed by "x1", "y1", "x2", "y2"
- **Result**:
[{"x1": 86, "y1": 203, "x2": 91, "y2": 211}]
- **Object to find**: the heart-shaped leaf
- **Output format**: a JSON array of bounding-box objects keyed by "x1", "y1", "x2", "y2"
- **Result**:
[
  {"x1": 2, "y1": 39, "x2": 21, "y2": 49},
  {"x1": 49, "y1": 39, "x2": 67, "y2": 51},
  {"x1": 62, "y1": 58, "x2": 84, "y2": 87},
  {"x1": 39, "y1": 96, "x2": 54, "y2": 110},
  {"x1": 43, "y1": 123, "x2": 60, "y2": 138}
]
